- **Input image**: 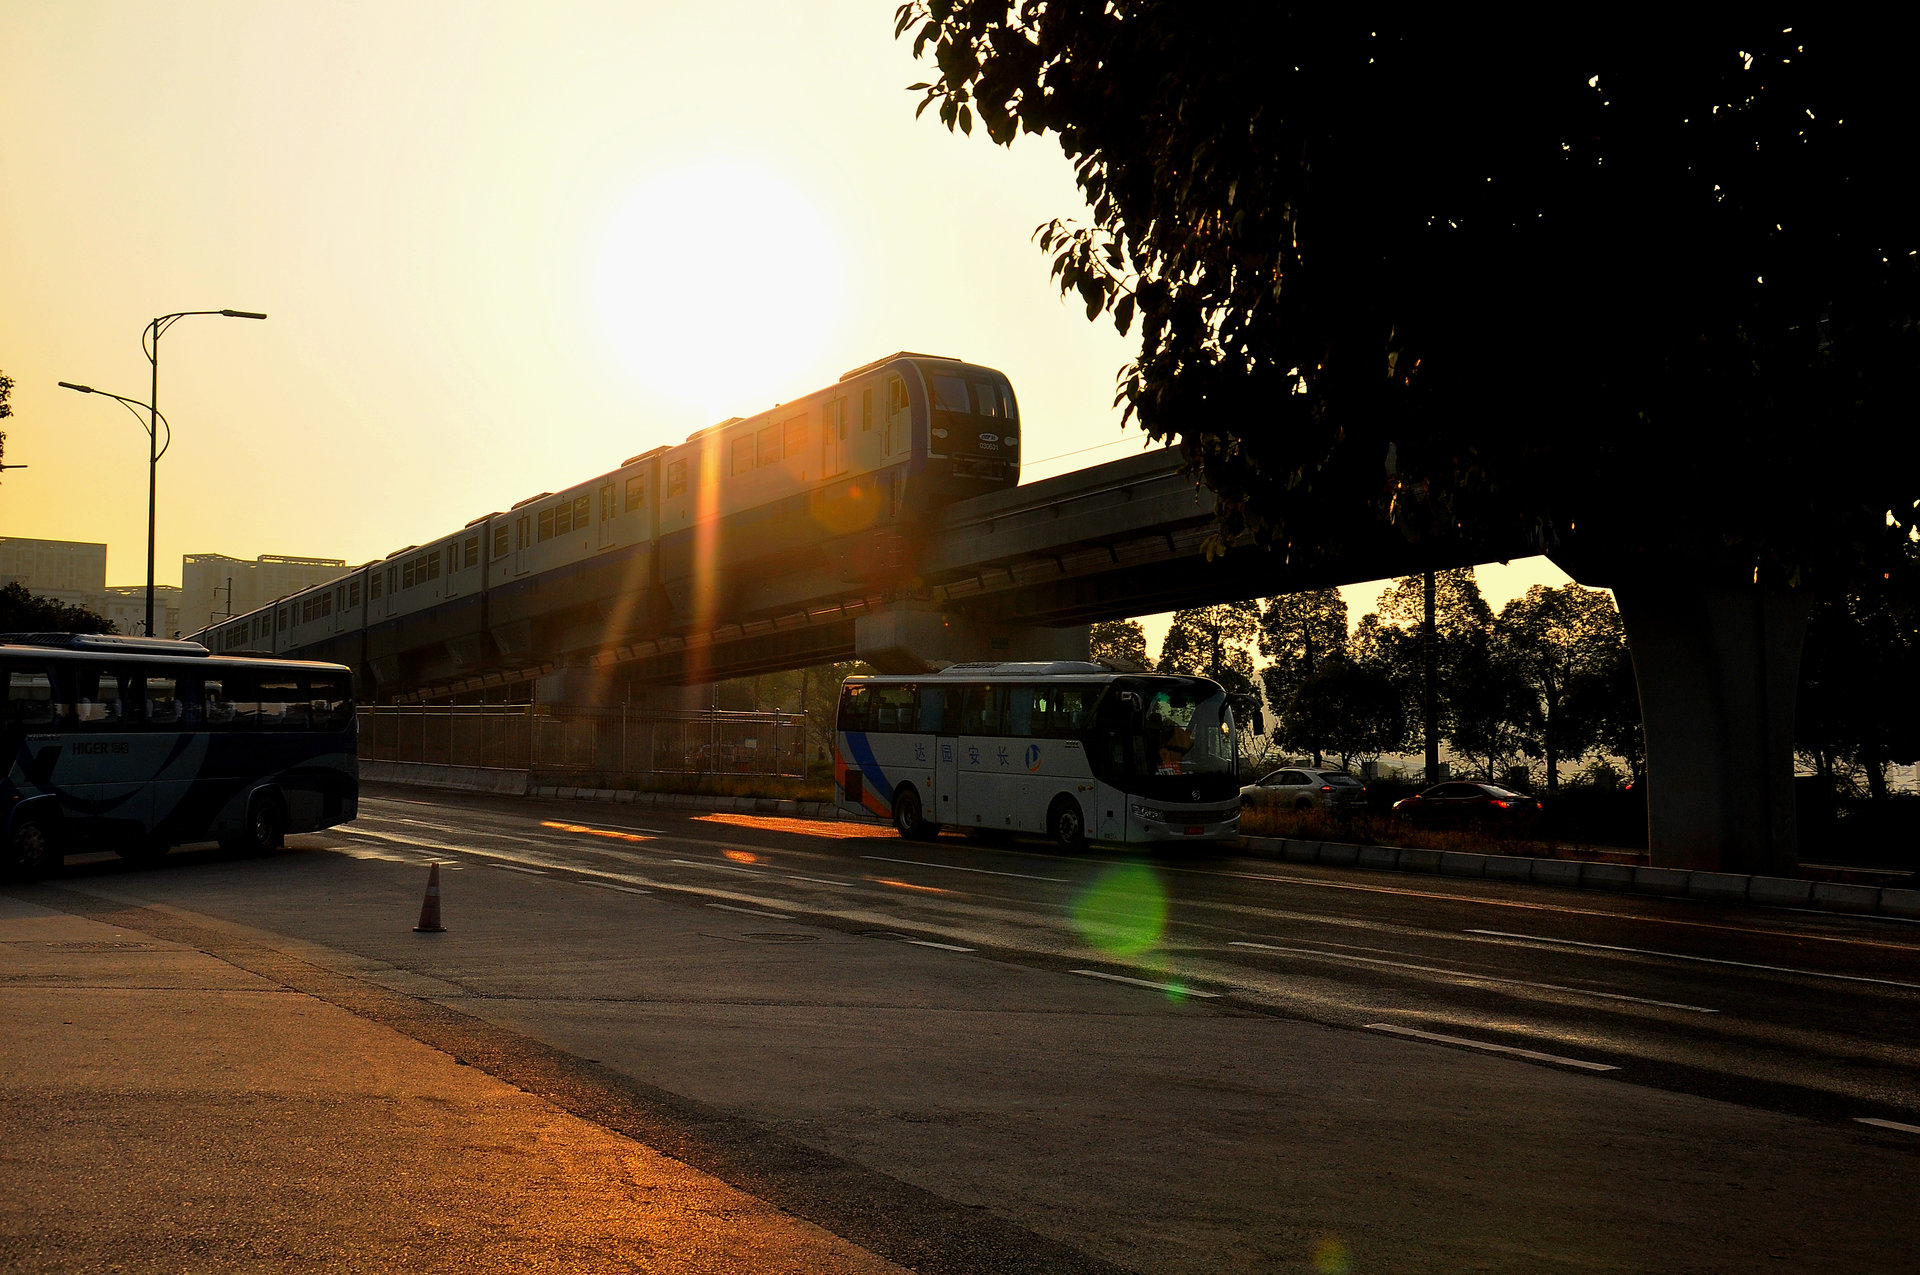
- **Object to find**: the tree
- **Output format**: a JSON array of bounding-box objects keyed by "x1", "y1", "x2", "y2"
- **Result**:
[
  {"x1": 1446, "y1": 632, "x2": 1540, "y2": 783},
  {"x1": 898, "y1": 11, "x2": 1919, "y2": 589},
  {"x1": 1275, "y1": 657, "x2": 1409, "y2": 772},
  {"x1": 1256, "y1": 588, "x2": 1346, "y2": 705},
  {"x1": 1496, "y1": 584, "x2": 1626, "y2": 794},
  {"x1": 1089, "y1": 618, "x2": 1148, "y2": 669},
  {"x1": 0, "y1": 582, "x2": 115, "y2": 634},
  {"x1": 1569, "y1": 645, "x2": 1646, "y2": 786},
  {"x1": 1796, "y1": 554, "x2": 1920, "y2": 800},
  {"x1": 1157, "y1": 601, "x2": 1259, "y2": 710}
]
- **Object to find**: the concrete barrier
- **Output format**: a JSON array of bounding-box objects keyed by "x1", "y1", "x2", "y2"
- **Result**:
[
  {"x1": 1439, "y1": 852, "x2": 1487, "y2": 878},
  {"x1": 1687, "y1": 872, "x2": 1750, "y2": 904},
  {"x1": 1318, "y1": 842, "x2": 1360, "y2": 867},
  {"x1": 1358, "y1": 846, "x2": 1399, "y2": 871},
  {"x1": 1582, "y1": 862, "x2": 1636, "y2": 892},
  {"x1": 1482, "y1": 855, "x2": 1531, "y2": 881},
  {"x1": 1747, "y1": 876, "x2": 1813, "y2": 907},
  {"x1": 1879, "y1": 888, "x2": 1920, "y2": 919},
  {"x1": 1396, "y1": 848, "x2": 1443, "y2": 874},
  {"x1": 1530, "y1": 859, "x2": 1584, "y2": 888},
  {"x1": 1632, "y1": 866, "x2": 1693, "y2": 897},
  {"x1": 1809, "y1": 881, "x2": 1880, "y2": 914}
]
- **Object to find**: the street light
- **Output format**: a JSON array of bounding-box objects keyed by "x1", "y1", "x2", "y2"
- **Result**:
[
  {"x1": 60, "y1": 309, "x2": 266, "y2": 636},
  {"x1": 58, "y1": 380, "x2": 175, "y2": 635}
]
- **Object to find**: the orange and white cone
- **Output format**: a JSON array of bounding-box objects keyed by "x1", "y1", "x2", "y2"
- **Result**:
[{"x1": 413, "y1": 862, "x2": 446, "y2": 933}]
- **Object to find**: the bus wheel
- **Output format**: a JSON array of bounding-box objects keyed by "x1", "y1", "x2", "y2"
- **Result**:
[
  {"x1": 891, "y1": 786, "x2": 936, "y2": 841},
  {"x1": 235, "y1": 796, "x2": 285, "y2": 855},
  {"x1": 7, "y1": 819, "x2": 61, "y2": 881},
  {"x1": 1048, "y1": 797, "x2": 1087, "y2": 850}
]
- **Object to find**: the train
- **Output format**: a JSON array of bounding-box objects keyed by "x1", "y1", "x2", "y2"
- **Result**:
[{"x1": 187, "y1": 352, "x2": 1022, "y2": 698}]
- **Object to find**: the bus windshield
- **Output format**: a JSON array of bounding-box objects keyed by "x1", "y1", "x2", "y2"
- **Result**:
[{"x1": 1086, "y1": 676, "x2": 1238, "y2": 800}]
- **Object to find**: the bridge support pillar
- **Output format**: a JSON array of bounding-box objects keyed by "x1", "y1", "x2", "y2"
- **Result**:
[
  {"x1": 855, "y1": 605, "x2": 1089, "y2": 674},
  {"x1": 1610, "y1": 579, "x2": 1809, "y2": 874}
]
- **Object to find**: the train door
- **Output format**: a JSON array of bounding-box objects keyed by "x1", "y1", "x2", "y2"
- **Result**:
[
  {"x1": 513, "y1": 514, "x2": 532, "y2": 576},
  {"x1": 887, "y1": 375, "x2": 912, "y2": 457},
  {"x1": 823, "y1": 397, "x2": 848, "y2": 477},
  {"x1": 597, "y1": 483, "x2": 616, "y2": 551}
]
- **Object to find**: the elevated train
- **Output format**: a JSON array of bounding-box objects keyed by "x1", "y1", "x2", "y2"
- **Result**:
[{"x1": 188, "y1": 353, "x2": 1022, "y2": 697}]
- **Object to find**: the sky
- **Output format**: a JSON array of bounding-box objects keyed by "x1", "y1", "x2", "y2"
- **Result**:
[{"x1": 0, "y1": 0, "x2": 1571, "y2": 652}]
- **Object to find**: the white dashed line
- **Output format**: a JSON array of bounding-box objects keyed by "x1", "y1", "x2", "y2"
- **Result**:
[
  {"x1": 491, "y1": 864, "x2": 547, "y2": 875},
  {"x1": 673, "y1": 858, "x2": 764, "y2": 874},
  {"x1": 903, "y1": 938, "x2": 975, "y2": 952},
  {"x1": 1229, "y1": 940, "x2": 1718, "y2": 1013},
  {"x1": 1466, "y1": 929, "x2": 1920, "y2": 990},
  {"x1": 1071, "y1": 969, "x2": 1219, "y2": 998},
  {"x1": 1365, "y1": 1023, "x2": 1619, "y2": 1071},
  {"x1": 705, "y1": 902, "x2": 791, "y2": 918},
  {"x1": 1855, "y1": 1117, "x2": 1920, "y2": 1134},
  {"x1": 583, "y1": 881, "x2": 652, "y2": 896},
  {"x1": 863, "y1": 855, "x2": 1067, "y2": 883}
]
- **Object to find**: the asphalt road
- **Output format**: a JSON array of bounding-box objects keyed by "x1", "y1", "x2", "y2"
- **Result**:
[{"x1": 18, "y1": 784, "x2": 1920, "y2": 1273}]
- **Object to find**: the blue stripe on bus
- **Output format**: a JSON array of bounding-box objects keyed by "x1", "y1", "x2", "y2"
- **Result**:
[{"x1": 841, "y1": 731, "x2": 892, "y2": 805}]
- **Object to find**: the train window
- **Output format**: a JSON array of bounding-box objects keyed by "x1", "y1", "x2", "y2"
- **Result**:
[
  {"x1": 463, "y1": 534, "x2": 480, "y2": 568},
  {"x1": 539, "y1": 508, "x2": 555, "y2": 541},
  {"x1": 731, "y1": 437, "x2": 753, "y2": 476},
  {"x1": 756, "y1": 425, "x2": 781, "y2": 467},
  {"x1": 573, "y1": 495, "x2": 590, "y2": 528},
  {"x1": 402, "y1": 561, "x2": 414, "y2": 589},
  {"x1": 349, "y1": 580, "x2": 361, "y2": 607},
  {"x1": 278, "y1": 607, "x2": 288, "y2": 632},
  {"x1": 862, "y1": 388, "x2": 874, "y2": 431},
  {"x1": 493, "y1": 525, "x2": 509, "y2": 559},
  {"x1": 888, "y1": 377, "x2": 909, "y2": 417},
  {"x1": 783, "y1": 414, "x2": 809, "y2": 457},
  {"x1": 624, "y1": 475, "x2": 645, "y2": 511},
  {"x1": 370, "y1": 572, "x2": 383, "y2": 600},
  {"x1": 972, "y1": 382, "x2": 1010, "y2": 418},
  {"x1": 667, "y1": 459, "x2": 687, "y2": 496},
  {"x1": 3, "y1": 665, "x2": 58, "y2": 728},
  {"x1": 931, "y1": 374, "x2": 970, "y2": 413},
  {"x1": 427, "y1": 551, "x2": 442, "y2": 581},
  {"x1": 553, "y1": 501, "x2": 572, "y2": 536}
]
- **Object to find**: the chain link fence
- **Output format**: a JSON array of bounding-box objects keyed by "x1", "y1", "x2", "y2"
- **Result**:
[{"x1": 357, "y1": 705, "x2": 808, "y2": 779}]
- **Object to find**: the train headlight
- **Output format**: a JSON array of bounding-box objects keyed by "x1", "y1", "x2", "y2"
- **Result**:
[{"x1": 932, "y1": 428, "x2": 949, "y2": 438}]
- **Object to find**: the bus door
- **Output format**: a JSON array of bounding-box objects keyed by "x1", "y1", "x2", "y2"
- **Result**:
[{"x1": 920, "y1": 686, "x2": 959, "y2": 824}]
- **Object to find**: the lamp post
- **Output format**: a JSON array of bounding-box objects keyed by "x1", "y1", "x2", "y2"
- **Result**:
[
  {"x1": 57, "y1": 382, "x2": 174, "y2": 635},
  {"x1": 138, "y1": 310, "x2": 266, "y2": 637}
]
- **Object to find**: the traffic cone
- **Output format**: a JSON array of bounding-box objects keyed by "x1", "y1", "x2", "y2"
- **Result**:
[{"x1": 414, "y1": 862, "x2": 445, "y2": 933}]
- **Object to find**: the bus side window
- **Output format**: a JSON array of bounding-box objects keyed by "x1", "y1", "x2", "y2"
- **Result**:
[
  {"x1": 1006, "y1": 687, "x2": 1036, "y2": 737},
  {"x1": 838, "y1": 685, "x2": 869, "y2": 733},
  {"x1": 309, "y1": 673, "x2": 353, "y2": 730},
  {"x1": 258, "y1": 677, "x2": 307, "y2": 730},
  {"x1": 223, "y1": 671, "x2": 260, "y2": 727},
  {"x1": 1052, "y1": 685, "x2": 1095, "y2": 735},
  {"x1": 142, "y1": 675, "x2": 181, "y2": 728},
  {"x1": 871, "y1": 686, "x2": 915, "y2": 733},
  {"x1": 917, "y1": 686, "x2": 949, "y2": 734},
  {"x1": 198, "y1": 676, "x2": 236, "y2": 726},
  {"x1": 3, "y1": 664, "x2": 59, "y2": 728},
  {"x1": 72, "y1": 665, "x2": 124, "y2": 727},
  {"x1": 960, "y1": 685, "x2": 1001, "y2": 735}
]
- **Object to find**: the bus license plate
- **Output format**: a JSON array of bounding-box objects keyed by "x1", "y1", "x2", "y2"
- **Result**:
[{"x1": 1184, "y1": 825, "x2": 1203, "y2": 836}]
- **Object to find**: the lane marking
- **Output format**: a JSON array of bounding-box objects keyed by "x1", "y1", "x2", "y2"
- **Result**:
[
  {"x1": 904, "y1": 938, "x2": 976, "y2": 952},
  {"x1": 862, "y1": 854, "x2": 1067, "y2": 883},
  {"x1": 1071, "y1": 969, "x2": 1220, "y2": 998},
  {"x1": 786, "y1": 874, "x2": 854, "y2": 886},
  {"x1": 1193, "y1": 867, "x2": 1920, "y2": 955},
  {"x1": 1787, "y1": 907, "x2": 1920, "y2": 927},
  {"x1": 490, "y1": 864, "x2": 547, "y2": 875},
  {"x1": 1365, "y1": 1023, "x2": 1620, "y2": 1071},
  {"x1": 706, "y1": 902, "x2": 790, "y2": 919},
  {"x1": 1466, "y1": 929, "x2": 1920, "y2": 991},
  {"x1": 582, "y1": 881, "x2": 652, "y2": 896},
  {"x1": 1229, "y1": 940, "x2": 1718, "y2": 1013},
  {"x1": 1855, "y1": 1117, "x2": 1920, "y2": 1134}
]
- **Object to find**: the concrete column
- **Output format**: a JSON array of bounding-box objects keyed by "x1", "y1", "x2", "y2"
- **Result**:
[
  {"x1": 1611, "y1": 579, "x2": 1809, "y2": 874},
  {"x1": 854, "y1": 604, "x2": 1090, "y2": 673}
]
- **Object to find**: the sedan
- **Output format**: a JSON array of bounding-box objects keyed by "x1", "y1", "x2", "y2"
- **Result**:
[
  {"x1": 1391, "y1": 781, "x2": 1541, "y2": 829},
  {"x1": 1240, "y1": 767, "x2": 1368, "y2": 812}
]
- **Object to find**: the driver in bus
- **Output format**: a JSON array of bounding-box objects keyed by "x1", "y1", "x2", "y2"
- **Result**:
[{"x1": 1148, "y1": 692, "x2": 1192, "y2": 774}]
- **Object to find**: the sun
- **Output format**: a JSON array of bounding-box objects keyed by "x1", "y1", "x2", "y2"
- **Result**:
[{"x1": 591, "y1": 159, "x2": 846, "y2": 417}]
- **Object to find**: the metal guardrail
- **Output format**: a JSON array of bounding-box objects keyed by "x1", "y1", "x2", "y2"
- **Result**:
[{"x1": 356, "y1": 705, "x2": 807, "y2": 778}]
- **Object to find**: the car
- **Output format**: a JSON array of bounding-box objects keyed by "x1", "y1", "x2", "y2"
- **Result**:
[
  {"x1": 1240, "y1": 767, "x2": 1367, "y2": 812},
  {"x1": 1390, "y1": 781, "x2": 1541, "y2": 829}
]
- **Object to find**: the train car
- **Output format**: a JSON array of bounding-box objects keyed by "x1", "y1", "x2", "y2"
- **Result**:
[{"x1": 188, "y1": 353, "x2": 1022, "y2": 697}]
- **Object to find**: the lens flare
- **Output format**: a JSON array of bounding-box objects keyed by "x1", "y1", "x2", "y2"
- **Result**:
[
  {"x1": 1070, "y1": 861, "x2": 1168, "y2": 956},
  {"x1": 1312, "y1": 1235, "x2": 1352, "y2": 1274}
]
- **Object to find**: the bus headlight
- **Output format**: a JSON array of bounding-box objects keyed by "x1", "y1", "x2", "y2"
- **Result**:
[{"x1": 1129, "y1": 804, "x2": 1164, "y2": 822}]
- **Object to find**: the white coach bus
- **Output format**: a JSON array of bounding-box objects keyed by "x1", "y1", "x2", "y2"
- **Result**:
[{"x1": 834, "y1": 662, "x2": 1241, "y2": 847}]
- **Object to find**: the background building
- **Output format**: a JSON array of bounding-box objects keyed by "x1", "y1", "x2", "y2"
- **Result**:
[
  {"x1": 180, "y1": 553, "x2": 348, "y2": 632},
  {"x1": 0, "y1": 537, "x2": 107, "y2": 606},
  {"x1": 99, "y1": 584, "x2": 182, "y2": 638}
]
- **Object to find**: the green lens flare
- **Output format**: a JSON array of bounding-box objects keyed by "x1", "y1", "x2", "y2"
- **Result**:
[
  {"x1": 1070, "y1": 862, "x2": 1167, "y2": 956},
  {"x1": 1312, "y1": 1235, "x2": 1352, "y2": 1274}
]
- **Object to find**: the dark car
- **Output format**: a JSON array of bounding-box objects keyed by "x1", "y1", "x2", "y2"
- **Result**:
[{"x1": 1391, "y1": 781, "x2": 1541, "y2": 829}]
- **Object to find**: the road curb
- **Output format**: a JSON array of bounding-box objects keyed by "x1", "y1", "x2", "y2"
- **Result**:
[{"x1": 1241, "y1": 835, "x2": 1916, "y2": 920}]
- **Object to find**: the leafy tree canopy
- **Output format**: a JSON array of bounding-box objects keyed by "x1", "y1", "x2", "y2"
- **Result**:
[
  {"x1": 900, "y1": 10, "x2": 1919, "y2": 587},
  {"x1": 1496, "y1": 584, "x2": 1627, "y2": 793},
  {"x1": 0, "y1": 582, "x2": 115, "y2": 634},
  {"x1": 1157, "y1": 601, "x2": 1259, "y2": 709},
  {"x1": 1089, "y1": 618, "x2": 1149, "y2": 669}
]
